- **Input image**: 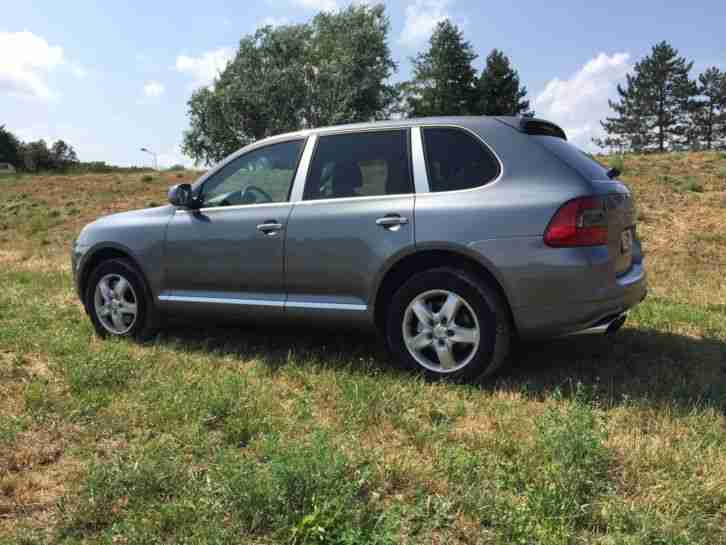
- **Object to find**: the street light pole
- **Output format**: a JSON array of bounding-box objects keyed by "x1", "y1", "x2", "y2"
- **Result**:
[{"x1": 140, "y1": 147, "x2": 158, "y2": 170}]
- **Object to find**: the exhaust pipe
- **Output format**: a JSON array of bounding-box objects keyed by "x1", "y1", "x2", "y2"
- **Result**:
[
  {"x1": 567, "y1": 312, "x2": 628, "y2": 336},
  {"x1": 605, "y1": 313, "x2": 627, "y2": 335}
]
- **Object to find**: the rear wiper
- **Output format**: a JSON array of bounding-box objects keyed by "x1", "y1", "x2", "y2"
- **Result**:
[{"x1": 606, "y1": 167, "x2": 620, "y2": 179}]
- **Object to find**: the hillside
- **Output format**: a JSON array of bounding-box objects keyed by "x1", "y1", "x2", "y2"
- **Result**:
[{"x1": 1, "y1": 152, "x2": 725, "y2": 544}]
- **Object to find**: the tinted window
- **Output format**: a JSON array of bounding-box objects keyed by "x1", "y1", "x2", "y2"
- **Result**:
[
  {"x1": 201, "y1": 140, "x2": 303, "y2": 208},
  {"x1": 303, "y1": 131, "x2": 412, "y2": 200},
  {"x1": 533, "y1": 136, "x2": 609, "y2": 180},
  {"x1": 422, "y1": 128, "x2": 500, "y2": 192}
]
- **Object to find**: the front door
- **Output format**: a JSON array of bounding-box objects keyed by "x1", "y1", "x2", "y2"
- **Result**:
[{"x1": 160, "y1": 138, "x2": 305, "y2": 317}]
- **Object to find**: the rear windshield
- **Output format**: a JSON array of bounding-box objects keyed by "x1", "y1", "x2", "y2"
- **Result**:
[{"x1": 533, "y1": 135, "x2": 609, "y2": 180}]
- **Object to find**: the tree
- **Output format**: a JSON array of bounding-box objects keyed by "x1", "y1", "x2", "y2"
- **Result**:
[
  {"x1": 303, "y1": 4, "x2": 397, "y2": 127},
  {"x1": 475, "y1": 49, "x2": 531, "y2": 116},
  {"x1": 598, "y1": 41, "x2": 696, "y2": 152},
  {"x1": 182, "y1": 4, "x2": 397, "y2": 165},
  {"x1": 49, "y1": 139, "x2": 79, "y2": 170},
  {"x1": 22, "y1": 140, "x2": 51, "y2": 171},
  {"x1": 183, "y1": 24, "x2": 311, "y2": 164},
  {"x1": 0, "y1": 125, "x2": 22, "y2": 168},
  {"x1": 690, "y1": 67, "x2": 726, "y2": 150},
  {"x1": 406, "y1": 19, "x2": 478, "y2": 117}
]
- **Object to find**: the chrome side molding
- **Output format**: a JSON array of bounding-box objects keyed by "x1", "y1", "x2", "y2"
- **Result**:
[
  {"x1": 158, "y1": 295, "x2": 284, "y2": 307},
  {"x1": 158, "y1": 294, "x2": 367, "y2": 312}
]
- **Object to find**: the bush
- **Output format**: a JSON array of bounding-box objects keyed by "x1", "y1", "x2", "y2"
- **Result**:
[
  {"x1": 141, "y1": 174, "x2": 154, "y2": 183},
  {"x1": 167, "y1": 164, "x2": 185, "y2": 171}
]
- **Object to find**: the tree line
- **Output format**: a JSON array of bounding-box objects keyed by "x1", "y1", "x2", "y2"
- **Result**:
[
  {"x1": 598, "y1": 41, "x2": 726, "y2": 153},
  {"x1": 0, "y1": 126, "x2": 79, "y2": 172},
  {"x1": 182, "y1": 5, "x2": 531, "y2": 165}
]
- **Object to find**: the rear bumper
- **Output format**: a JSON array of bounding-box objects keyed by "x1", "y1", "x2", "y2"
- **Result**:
[{"x1": 514, "y1": 261, "x2": 647, "y2": 340}]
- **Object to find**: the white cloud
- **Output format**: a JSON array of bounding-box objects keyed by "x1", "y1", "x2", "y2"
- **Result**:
[
  {"x1": 0, "y1": 31, "x2": 64, "y2": 100},
  {"x1": 292, "y1": 0, "x2": 337, "y2": 11},
  {"x1": 143, "y1": 80, "x2": 165, "y2": 98},
  {"x1": 69, "y1": 61, "x2": 86, "y2": 79},
  {"x1": 260, "y1": 16, "x2": 290, "y2": 27},
  {"x1": 534, "y1": 52, "x2": 631, "y2": 151},
  {"x1": 399, "y1": 0, "x2": 452, "y2": 47},
  {"x1": 175, "y1": 48, "x2": 234, "y2": 88}
]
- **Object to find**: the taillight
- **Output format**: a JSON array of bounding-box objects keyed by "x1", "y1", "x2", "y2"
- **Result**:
[{"x1": 544, "y1": 196, "x2": 608, "y2": 247}]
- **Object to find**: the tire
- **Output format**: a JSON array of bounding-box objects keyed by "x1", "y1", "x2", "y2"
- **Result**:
[
  {"x1": 385, "y1": 267, "x2": 511, "y2": 382},
  {"x1": 84, "y1": 258, "x2": 159, "y2": 341}
]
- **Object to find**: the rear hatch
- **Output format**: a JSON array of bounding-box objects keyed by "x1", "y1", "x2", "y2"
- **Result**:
[{"x1": 534, "y1": 135, "x2": 637, "y2": 276}]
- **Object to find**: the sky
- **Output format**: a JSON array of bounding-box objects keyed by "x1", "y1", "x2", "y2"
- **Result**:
[{"x1": 2, "y1": 0, "x2": 724, "y2": 167}]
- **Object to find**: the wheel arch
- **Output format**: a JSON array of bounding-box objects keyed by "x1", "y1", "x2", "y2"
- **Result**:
[
  {"x1": 78, "y1": 243, "x2": 152, "y2": 308},
  {"x1": 372, "y1": 245, "x2": 516, "y2": 335}
]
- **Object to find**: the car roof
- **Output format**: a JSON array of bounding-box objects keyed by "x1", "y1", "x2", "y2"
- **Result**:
[
  {"x1": 283, "y1": 115, "x2": 511, "y2": 137},
  {"x1": 257, "y1": 115, "x2": 559, "y2": 143},
  {"x1": 310, "y1": 115, "x2": 501, "y2": 133}
]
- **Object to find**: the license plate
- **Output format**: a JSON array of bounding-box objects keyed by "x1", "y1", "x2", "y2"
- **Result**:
[{"x1": 620, "y1": 229, "x2": 633, "y2": 254}]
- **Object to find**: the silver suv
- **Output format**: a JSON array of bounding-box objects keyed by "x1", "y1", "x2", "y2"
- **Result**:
[{"x1": 72, "y1": 116, "x2": 647, "y2": 381}]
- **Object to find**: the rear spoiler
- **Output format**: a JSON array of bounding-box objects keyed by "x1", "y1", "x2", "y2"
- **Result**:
[{"x1": 495, "y1": 117, "x2": 567, "y2": 140}]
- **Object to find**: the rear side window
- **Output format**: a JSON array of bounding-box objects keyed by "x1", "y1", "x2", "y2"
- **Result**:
[
  {"x1": 533, "y1": 136, "x2": 609, "y2": 180},
  {"x1": 303, "y1": 130, "x2": 413, "y2": 200},
  {"x1": 422, "y1": 128, "x2": 500, "y2": 192}
]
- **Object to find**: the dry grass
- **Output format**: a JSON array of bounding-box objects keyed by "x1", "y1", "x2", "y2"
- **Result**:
[{"x1": 0, "y1": 156, "x2": 725, "y2": 544}]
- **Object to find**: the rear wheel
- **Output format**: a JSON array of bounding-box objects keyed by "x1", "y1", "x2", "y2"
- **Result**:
[
  {"x1": 85, "y1": 259, "x2": 158, "y2": 341},
  {"x1": 386, "y1": 268, "x2": 511, "y2": 381}
]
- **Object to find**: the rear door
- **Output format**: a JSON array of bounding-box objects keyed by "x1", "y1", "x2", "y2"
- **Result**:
[{"x1": 284, "y1": 129, "x2": 415, "y2": 314}]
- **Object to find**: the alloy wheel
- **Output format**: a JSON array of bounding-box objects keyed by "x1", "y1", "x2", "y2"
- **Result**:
[
  {"x1": 402, "y1": 289, "x2": 480, "y2": 373},
  {"x1": 93, "y1": 273, "x2": 138, "y2": 335}
]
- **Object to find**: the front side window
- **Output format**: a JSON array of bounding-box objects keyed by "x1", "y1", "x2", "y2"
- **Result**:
[
  {"x1": 303, "y1": 130, "x2": 412, "y2": 201},
  {"x1": 200, "y1": 140, "x2": 304, "y2": 208},
  {"x1": 422, "y1": 128, "x2": 500, "y2": 192}
]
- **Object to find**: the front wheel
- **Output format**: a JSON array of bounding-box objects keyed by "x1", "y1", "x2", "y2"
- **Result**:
[
  {"x1": 85, "y1": 258, "x2": 158, "y2": 341},
  {"x1": 385, "y1": 268, "x2": 511, "y2": 382}
]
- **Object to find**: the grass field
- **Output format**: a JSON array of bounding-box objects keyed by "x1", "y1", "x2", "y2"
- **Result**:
[{"x1": 1, "y1": 154, "x2": 726, "y2": 544}]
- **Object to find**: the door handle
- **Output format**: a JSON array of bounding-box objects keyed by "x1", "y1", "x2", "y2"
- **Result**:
[
  {"x1": 256, "y1": 221, "x2": 284, "y2": 234},
  {"x1": 376, "y1": 215, "x2": 409, "y2": 228}
]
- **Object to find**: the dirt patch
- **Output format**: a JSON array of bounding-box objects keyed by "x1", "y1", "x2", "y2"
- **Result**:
[
  {"x1": 0, "y1": 249, "x2": 69, "y2": 273},
  {"x1": 0, "y1": 425, "x2": 82, "y2": 537},
  {"x1": 451, "y1": 413, "x2": 498, "y2": 437}
]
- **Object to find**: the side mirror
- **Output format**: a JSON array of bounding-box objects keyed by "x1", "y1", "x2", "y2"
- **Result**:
[{"x1": 168, "y1": 183, "x2": 193, "y2": 207}]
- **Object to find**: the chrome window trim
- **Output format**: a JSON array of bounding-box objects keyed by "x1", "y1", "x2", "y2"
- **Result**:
[
  {"x1": 293, "y1": 193, "x2": 414, "y2": 207},
  {"x1": 414, "y1": 123, "x2": 505, "y2": 196},
  {"x1": 314, "y1": 125, "x2": 412, "y2": 137},
  {"x1": 158, "y1": 294, "x2": 367, "y2": 311},
  {"x1": 175, "y1": 201, "x2": 293, "y2": 214},
  {"x1": 185, "y1": 122, "x2": 504, "y2": 206},
  {"x1": 191, "y1": 136, "x2": 309, "y2": 202},
  {"x1": 298, "y1": 128, "x2": 416, "y2": 203},
  {"x1": 289, "y1": 134, "x2": 318, "y2": 203},
  {"x1": 410, "y1": 127, "x2": 430, "y2": 194}
]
